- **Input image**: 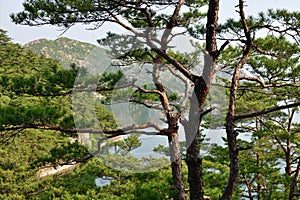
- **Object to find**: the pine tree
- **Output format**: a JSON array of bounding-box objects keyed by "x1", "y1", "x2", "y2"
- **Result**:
[{"x1": 8, "y1": 1, "x2": 300, "y2": 199}]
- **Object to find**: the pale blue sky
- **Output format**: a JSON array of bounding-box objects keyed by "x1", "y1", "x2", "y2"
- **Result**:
[{"x1": 0, "y1": 0, "x2": 299, "y2": 45}]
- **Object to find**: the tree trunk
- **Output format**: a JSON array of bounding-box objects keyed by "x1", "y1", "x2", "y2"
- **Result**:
[
  {"x1": 221, "y1": 114, "x2": 239, "y2": 200},
  {"x1": 286, "y1": 133, "x2": 292, "y2": 176},
  {"x1": 184, "y1": 1, "x2": 220, "y2": 199},
  {"x1": 221, "y1": 1, "x2": 252, "y2": 199},
  {"x1": 186, "y1": 130, "x2": 204, "y2": 200},
  {"x1": 184, "y1": 89, "x2": 204, "y2": 199},
  {"x1": 289, "y1": 158, "x2": 300, "y2": 200},
  {"x1": 152, "y1": 55, "x2": 186, "y2": 199},
  {"x1": 169, "y1": 129, "x2": 187, "y2": 200},
  {"x1": 185, "y1": 77, "x2": 206, "y2": 200}
]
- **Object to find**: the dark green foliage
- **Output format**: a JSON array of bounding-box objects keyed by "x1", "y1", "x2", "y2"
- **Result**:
[
  {"x1": 95, "y1": 103, "x2": 119, "y2": 130},
  {"x1": 0, "y1": 97, "x2": 71, "y2": 129},
  {"x1": 33, "y1": 141, "x2": 90, "y2": 168},
  {"x1": 11, "y1": 0, "x2": 208, "y2": 30},
  {"x1": 0, "y1": 129, "x2": 175, "y2": 199},
  {"x1": 0, "y1": 35, "x2": 80, "y2": 97},
  {"x1": 99, "y1": 70, "x2": 125, "y2": 88},
  {"x1": 0, "y1": 31, "x2": 77, "y2": 145},
  {"x1": 6, "y1": 1, "x2": 300, "y2": 199},
  {"x1": 0, "y1": 28, "x2": 176, "y2": 200},
  {"x1": 217, "y1": 26, "x2": 300, "y2": 199},
  {"x1": 117, "y1": 134, "x2": 142, "y2": 153},
  {"x1": 0, "y1": 129, "x2": 70, "y2": 199}
]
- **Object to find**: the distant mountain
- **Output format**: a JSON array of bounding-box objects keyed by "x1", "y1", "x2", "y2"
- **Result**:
[
  {"x1": 23, "y1": 37, "x2": 204, "y2": 97},
  {"x1": 24, "y1": 37, "x2": 108, "y2": 71}
]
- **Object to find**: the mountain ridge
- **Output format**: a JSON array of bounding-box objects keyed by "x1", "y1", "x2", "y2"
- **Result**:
[{"x1": 24, "y1": 37, "x2": 107, "y2": 69}]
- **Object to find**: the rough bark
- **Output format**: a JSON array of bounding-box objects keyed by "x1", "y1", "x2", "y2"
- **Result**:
[
  {"x1": 286, "y1": 109, "x2": 295, "y2": 178},
  {"x1": 286, "y1": 109, "x2": 296, "y2": 195},
  {"x1": 289, "y1": 158, "x2": 300, "y2": 200},
  {"x1": 169, "y1": 123, "x2": 187, "y2": 200},
  {"x1": 184, "y1": 75, "x2": 212, "y2": 200},
  {"x1": 153, "y1": 55, "x2": 186, "y2": 199},
  {"x1": 221, "y1": 1, "x2": 252, "y2": 199},
  {"x1": 185, "y1": 77, "x2": 206, "y2": 200},
  {"x1": 286, "y1": 140, "x2": 292, "y2": 176},
  {"x1": 184, "y1": 1, "x2": 220, "y2": 200}
]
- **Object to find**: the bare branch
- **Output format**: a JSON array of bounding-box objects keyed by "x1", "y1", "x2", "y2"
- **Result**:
[
  {"x1": 201, "y1": 107, "x2": 216, "y2": 118},
  {"x1": 135, "y1": 85, "x2": 163, "y2": 96},
  {"x1": 129, "y1": 99, "x2": 164, "y2": 110},
  {"x1": 239, "y1": 76, "x2": 266, "y2": 88},
  {"x1": 151, "y1": 47, "x2": 198, "y2": 82},
  {"x1": 216, "y1": 40, "x2": 230, "y2": 57},
  {"x1": 167, "y1": 0, "x2": 184, "y2": 29}
]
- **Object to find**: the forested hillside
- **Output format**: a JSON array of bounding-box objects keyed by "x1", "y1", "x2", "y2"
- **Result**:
[
  {"x1": 24, "y1": 37, "x2": 106, "y2": 69},
  {"x1": 0, "y1": 29, "x2": 177, "y2": 199},
  {"x1": 2, "y1": 0, "x2": 300, "y2": 199}
]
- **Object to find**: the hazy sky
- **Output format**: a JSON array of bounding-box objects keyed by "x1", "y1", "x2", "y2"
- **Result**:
[{"x1": 0, "y1": 0, "x2": 299, "y2": 45}]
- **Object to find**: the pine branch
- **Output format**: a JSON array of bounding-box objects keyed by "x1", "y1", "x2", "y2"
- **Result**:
[
  {"x1": 135, "y1": 85, "x2": 163, "y2": 96},
  {"x1": 239, "y1": 76, "x2": 300, "y2": 88},
  {"x1": 221, "y1": 1, "x2": 253, "y2": 199},
  {"x1": 0, "y1": 122, "x2": 166, "y2": 136},
  {"x1": 234, "y1": 102, "x2": 300, "y2": 120}
]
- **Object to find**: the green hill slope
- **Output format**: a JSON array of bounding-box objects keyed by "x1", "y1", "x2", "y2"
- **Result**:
[{"x1": 24, "y1": 37, "x2": 107, "y2": 70}]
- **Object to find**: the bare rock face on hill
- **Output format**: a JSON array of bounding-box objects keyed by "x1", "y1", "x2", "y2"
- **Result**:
[{"x1": 24, "y1": 37, "x2": 107, "y2": 70}]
